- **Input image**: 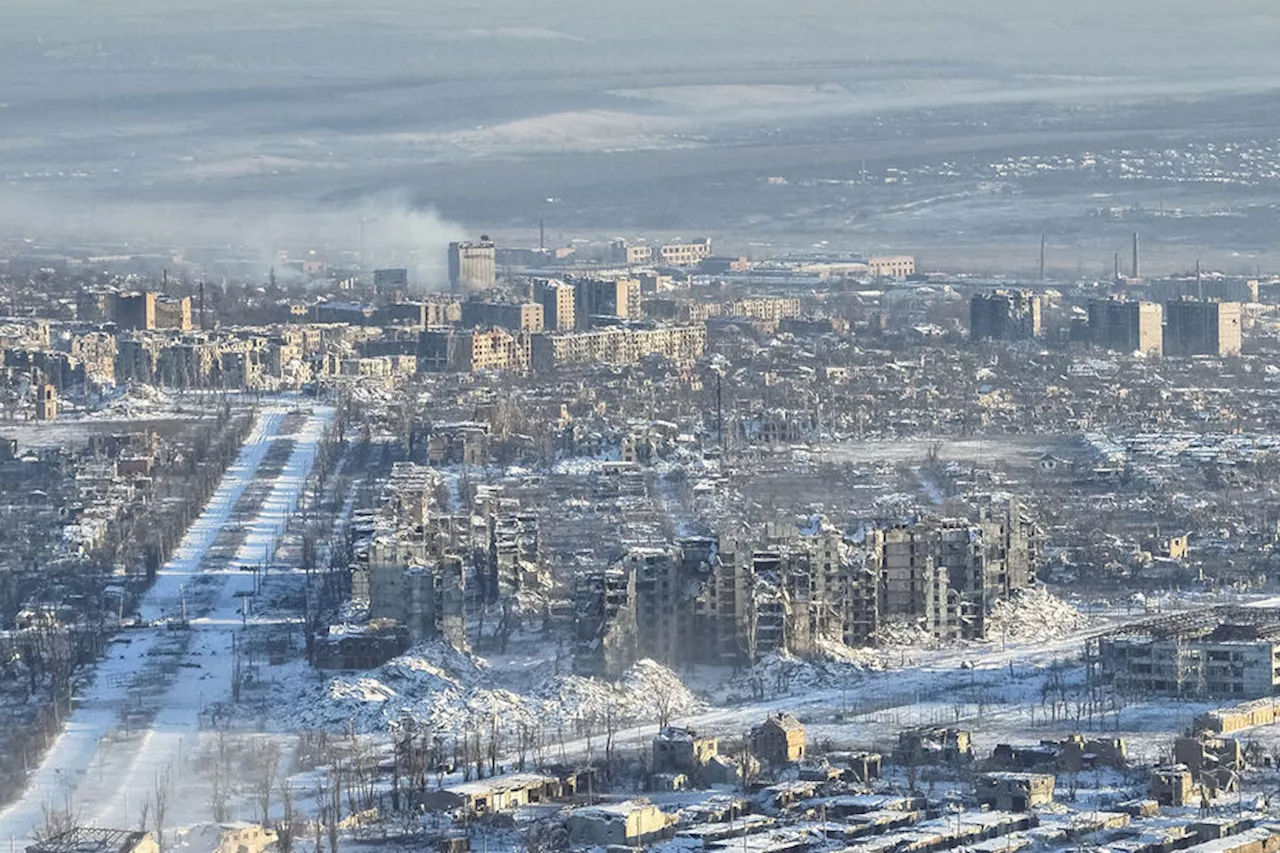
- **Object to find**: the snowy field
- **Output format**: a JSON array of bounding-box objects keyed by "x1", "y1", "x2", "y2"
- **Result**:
[{"x1": 0, "y1": 402, "x2": 333, "y2": 844}]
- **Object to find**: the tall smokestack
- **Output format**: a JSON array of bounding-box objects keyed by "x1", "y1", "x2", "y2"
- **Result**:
[
  {"x1": 1114, "y1": 252, "x2": 1120, "y2": 282},
  {"x1": 1132, "y1": 232, "x2": 1140, "y2": 279},
  {"x1": 1039, "y1": 235, "x2": 1046, "y2": 281}
]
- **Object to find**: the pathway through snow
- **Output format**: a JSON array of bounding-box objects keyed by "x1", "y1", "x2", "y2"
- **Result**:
[{"x1": 0, "y1": 402, "x2": 332, "y2": 844}]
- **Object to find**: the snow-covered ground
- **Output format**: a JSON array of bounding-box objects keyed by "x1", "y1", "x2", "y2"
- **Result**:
[{"x1": 0, "y1": 402, "x2": 333, "y2": 844}]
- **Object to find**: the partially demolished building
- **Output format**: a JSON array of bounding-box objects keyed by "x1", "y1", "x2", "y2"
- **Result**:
[
  {"x1": 574, "y1": 503, "x2": 1039, "y2": 675},
  {"x1": 346, "y1": 463, "x2": 549, "y2": 653}
]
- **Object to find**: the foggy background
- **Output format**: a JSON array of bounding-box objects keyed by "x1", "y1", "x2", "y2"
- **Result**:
[{"x1": 3, "y1": 0, "x2": 1280, "y2": 273}]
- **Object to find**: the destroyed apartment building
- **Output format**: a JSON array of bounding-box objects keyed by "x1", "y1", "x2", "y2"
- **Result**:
[
  {"x1": 574, "y1": 502, "x2": 1039, "y2": 675},
  {"x1": 326, "y1": 462, "x2": 550, "y2": 666}
]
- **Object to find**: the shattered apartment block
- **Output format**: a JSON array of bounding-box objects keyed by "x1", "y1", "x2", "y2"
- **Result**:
[
  {"x1": 487, "y1": 511, "x2": 541, "y2": 599},
  {"x1": 572, "y1": 567, "x2": 638, "y2": 676},
  {"x1": 881, "y1": 500, "x2": 1038, "y2": 641},
  {"x1": 573, "y1": 503, "x2": 1038, "y2": 672},
  {"x1": 970, "y1": 289, "x2": 1043, "y2": 341},
  {"x1": 343, "y1": 461, "x2": 551, "y2": 657},
  {"x1": 351, "y1": 463, "x2": 468, "y2": 650}
]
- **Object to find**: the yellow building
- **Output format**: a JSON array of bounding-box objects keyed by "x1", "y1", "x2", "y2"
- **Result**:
[
  {"x1": 659, "y1": 238, "x2": 713, "y2": 266},
  {"x1": 868, "y1": 255, "x2": 916, "y2": 278}
]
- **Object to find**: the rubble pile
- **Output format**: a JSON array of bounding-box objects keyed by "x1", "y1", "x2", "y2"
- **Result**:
[
  {"x1": 986, "y1": 586, "x2": 1089, "y2": 641},
  {"x1": 296, "y1": 642, "x2": 702, "y2": 735}
]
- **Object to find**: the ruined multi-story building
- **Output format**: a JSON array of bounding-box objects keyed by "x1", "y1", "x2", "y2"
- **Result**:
[
  {"x1": 417, "y1": 328, "x2": 531, "y2": 373},
  {"x1": 1090, "y1": 607, "x2": 1280, "y2": 699},
  {"x1": 880, "y1": 500, "x2": 1038, "y2": 641},
  {"x1": 461, "y1": 299, "x2": 545, "y2": 333},
  {"x1": 573, "y1": 504, "x2": 1037, "y2": 673},
  {"x1": 488, "y1": 512, "x2": 541, "y2": 599},
  {"x1": 970, "y1": 290, "x2": 1043, "y2": 341},
  {"x1": 448, "y1": 238, "x2": 497, "y2": 292},
  {"x1": 154, "y1": 296, "x2": 193, "y2": 331},
  {"x1": 571, "y1": 277, "x2": 642, "y2": 328},
  {"x1": 573, "y1": 567, "x2": 638, "y2": 676},
  {"x1": 348, "y1": 463, "x2": 549, "y2": 654},
  {"x1": 533, "y1": 279, "x2": 576, "y2": 331},
  {"x1": 529, "y1": 324, "x2": 705, "y2": 372},
  {"x1": 353, "y1": 464, "x2": 470, "y2": 649}
]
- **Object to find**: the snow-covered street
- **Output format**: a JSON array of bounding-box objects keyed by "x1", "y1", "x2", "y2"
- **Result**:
[{"x1": 0, "y1": 402, "x2": 333, "y2": 845}]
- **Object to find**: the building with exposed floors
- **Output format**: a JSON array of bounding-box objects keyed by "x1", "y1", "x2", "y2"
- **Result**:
[
  {"x1": 418, "y1": 328, "x2": 530, "y2": 372},
  {"x1": 970, "y1": 290, "x2": 1043, "y2": 341},
  {"x1": 533, "y1": 279, "x2": 576, "y2": 331},
  {"x1": 1091, "y1": 607, "x2": 1280, "y2": 699}
]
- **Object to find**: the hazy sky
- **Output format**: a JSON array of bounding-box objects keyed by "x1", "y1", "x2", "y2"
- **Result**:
[
  {"x1": 3, "y1": 0, "x2": 1279, "y2": 259},
  {"x1": 5, "y1": 0, "x2": 1280, "y2": 78}
]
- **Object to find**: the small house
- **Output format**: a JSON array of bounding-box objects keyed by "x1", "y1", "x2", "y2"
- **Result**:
[
  {"x1": 751, "y1": 713, "x2": 807, "y2": 767},
  {"x1": 974, "y1": 772, "x2": 1055, "y2": 812},
  {"x1": 566, "y1": 800, "x2": 672, "y2": 847}
]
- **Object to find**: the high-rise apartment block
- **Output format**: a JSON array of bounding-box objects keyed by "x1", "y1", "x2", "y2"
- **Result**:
[
  {"x1": 572, "y1": 277, "x2": 642, "y2": 328},
  {"x1": 1088, "y1": 298, "x2": 1163, "y2": 356},
  {"x1": 1164, "y1": 299, "x2": 1242, "y2": 357},
  {"x1": 534, "y1": 279, "x2": 576, "y2": 331},
  {"x1": 448, "y1": 237, "x2": 496, "y2": 292}
]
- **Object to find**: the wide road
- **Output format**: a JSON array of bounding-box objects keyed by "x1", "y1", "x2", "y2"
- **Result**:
[{"x1": 0, "y1": 402, "x2": 333, "y2": 844}]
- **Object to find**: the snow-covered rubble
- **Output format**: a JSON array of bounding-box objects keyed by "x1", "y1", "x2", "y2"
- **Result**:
[
  {"x1": 875, "y1": 616, "x2": 939, "y2": 649},
  {"x1": 986, "y1": 586, "x2": 1089, "y2": 640},
  {"x1": 712, "y1": 645, "x2": 880, "y2": 705},
  {"x1": 290, "y1": 643, "x2": 703, "y2": 736}
]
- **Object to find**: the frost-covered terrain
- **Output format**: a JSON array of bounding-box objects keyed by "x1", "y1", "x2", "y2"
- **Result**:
[
  {"x1": 0, "y1": 402, "x2": 334, "y2": 844},
  {"x1": 284, "y1": 644, "x2": 702, "y2": 736}
]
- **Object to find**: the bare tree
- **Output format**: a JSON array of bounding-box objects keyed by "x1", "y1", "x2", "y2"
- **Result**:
[
  {"x1": 154, "y1": 765, "x2": 171, "y2": 853},
  {"x1": 326, "y1": 766, "x2": 342, "y2": 853},
  {"x1": 603, "y1": 698, "x2": 623, "y2": 782},
  {"x1": 35, "y1": 791, "x2": 80, "y2": 842},
  {"x1": 279, "y1": 780, "x2": 296, "y2": 853},
  {"x1": 652, "y1": 687, "x2": 678, "y2": 731},
  {"x1": 252, "y1": 738, "x2": 283, "y2": 822},
  {"x1": 210, "y1": 760, "x2": 229, "y2": 823}
]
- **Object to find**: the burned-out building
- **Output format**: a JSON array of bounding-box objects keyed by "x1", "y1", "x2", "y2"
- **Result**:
[
  {"x1": 1164, "y1": 299, "x2": 1242, "y2": 358},
  {"x1": 751, "y1": 713, "x2": 807, "y2": 767},
  {"x1": 974, "y1": 772, "x2": 1055, "y2": 812}
]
